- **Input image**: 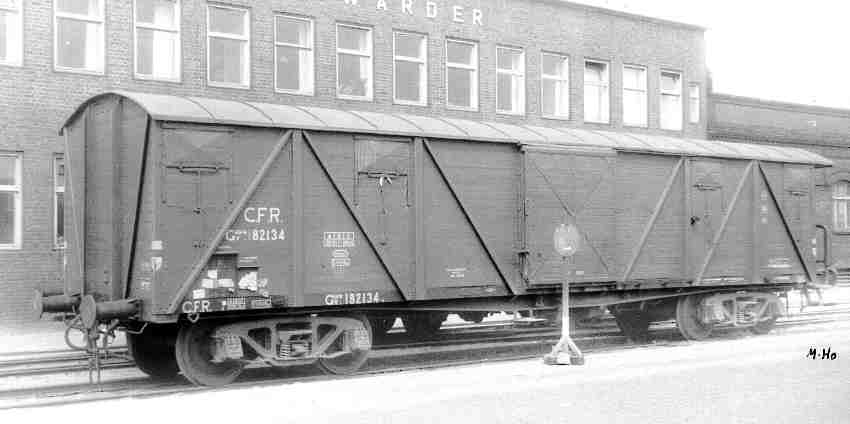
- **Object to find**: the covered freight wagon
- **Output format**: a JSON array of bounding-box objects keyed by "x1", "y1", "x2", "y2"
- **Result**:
[{"x1": 36, "y1": 91, "x2": 833, "y2": 385}]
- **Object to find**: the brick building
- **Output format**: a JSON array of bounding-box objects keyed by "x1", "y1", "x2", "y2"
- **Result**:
[
  {"x1": 708, "y1": 93, "x2": 850, "y2": 273},
  {"x1": 0, "y1": 0, "x2": 708, "y2": 322}
]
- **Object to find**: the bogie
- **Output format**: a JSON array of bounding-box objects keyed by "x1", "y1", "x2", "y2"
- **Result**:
[
  {"x1": 167, "y1": 314, "x2": 376, "y2": 386},
  {"x1": 675, "y1": 292, "x2": 782, "y2": 340}
]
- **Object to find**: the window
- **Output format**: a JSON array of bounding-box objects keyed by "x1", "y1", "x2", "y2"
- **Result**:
[
  {"x1": 53, "y1": 155, "x2": 65, "y2": 249},
  {"x1": 496, "y1": 47, "x2": 524, "y2": 114},
  {"x1": 622, "y1": 65, "x2": 647, "y2": 127},
  {"x1": 207, "y1": 5, "x2": 249, "y2": 88},
  {"x1": 689, "y1": 83, "x2": 700, "y2": 124},
  {"x1": 0, "y1": 0, "x2": 22, "y2": 66},
  {"x1": 445, "y1": 39, "x2": 478, "y2": 110},
  {"x1": 275, "y1": 15, "x2": 313, "y2": 95},
  {"x1": 54, "y1": 0, "x2": 105, "y2": 73},
  {"x1": 834, "y1": 182, "x2": 850, "y2": 231},
  {"x1": 584, "y1": 60, "x2": 609, "y2": 123},
  {"x1": 393, "y1": 31, "x2": 427, "y2": 105},
  {"x1": 660, "y1": 70, "x2": 683, "y2": 130},
  {"x1": 0, "y1": 153, "x2": 21, "y2": 249},
  {"x1": 134, "y1": 0, "x2": 180, "y2": 81},
  {"x1": 336, "y1": 24, "x2": 372, "y2": 100},
  {"x1": 540, "y1": 53, "x2": 569, "y2": 119}
]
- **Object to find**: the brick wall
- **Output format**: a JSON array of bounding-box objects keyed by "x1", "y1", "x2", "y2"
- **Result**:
[{"x1": 0, "y1": 0, "x2": 707, "y2": 323}]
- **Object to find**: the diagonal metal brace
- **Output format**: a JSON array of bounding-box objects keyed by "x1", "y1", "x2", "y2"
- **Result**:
[{"x1": 166, "y1": 131, "x2": 293, "y2": 314}]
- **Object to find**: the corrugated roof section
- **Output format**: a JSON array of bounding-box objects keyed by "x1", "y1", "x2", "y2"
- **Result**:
[
  {"x1": 188, "y1": 97, "x2": 273, "y2": 125},
  {"x1": 298, "y1": 106, "x2": 376, "y2": 131},
  {"x1": 444, "y1": 118, "x2": 511, "y2": 140},
  {"x1": 247, "y1": 102, "x2": 326, "y2": 128},
  {"x1": 121, "y1": 91, "x2": 214, "y2": 122},
  {"x1": 396, "y1": 114, "x2": 467, "y2": 138},
  {"x1": 349, "y1": 111, "x2": 422, "y2": 133},
  {"x1": 59, "y1": 91, "x2": 833, "y2": 167}
]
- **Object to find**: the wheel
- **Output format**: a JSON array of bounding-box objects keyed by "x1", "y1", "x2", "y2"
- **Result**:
[
  {"x1": 175, "y1": 321, "x2": 244, "y2": 386},
  {"x1": 750, "y1": 302, "x2": 779, "y2": 335},
  {"x1": 402, "y1": 312, "x2": 446, "y2": 340},
  {"x1": 127, "y1": 324, "x2": 179, "y2": 379},
  {"x1": 676, "y1": 295, "x2": 714, "y2": 340},
  {"x1": 317, "y1": 314, "x2": 372, "y2": 375},
  {"x1": 458, "y1": 312, "x2": 486, "y2": 323},
  {"x1": 750, "y1": 317, "x2": 777, "y2": 335},
  {"x1": 610, "y1": 309, "x2": 650, "y2": 342}
]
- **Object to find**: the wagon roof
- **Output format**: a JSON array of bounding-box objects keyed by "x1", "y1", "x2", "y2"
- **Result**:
[{"x1": 61, "y1": 91, "x2": 832, "y2": 167}]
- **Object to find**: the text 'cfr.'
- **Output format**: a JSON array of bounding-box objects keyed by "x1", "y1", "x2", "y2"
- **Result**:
[{"x1": 243, "y1": 207, "x2": 281, "y2": 224}]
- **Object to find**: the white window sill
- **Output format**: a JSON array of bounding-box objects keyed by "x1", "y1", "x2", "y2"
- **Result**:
[
  {"x1": 446, "y1": 104, "x2": 478, "y2": 112},
  {"x1": 541, "y1": 114, "x2": 570, "y2": 121},
  {"x1": 54, "y1": 66, "x2": 105, "y2": 76},
  {"x1": 209, "y1": 81, "x2": 251, "y2": 90},
  {"x1": 337, "y1": 94, "x2": 374, "y2": 102},
  {"x1": 276, "y1": 88, "x2": 315, "y2": 97},
  {"x1": 497, "y1": 110, "x2": 525, "y2": 117},
  {"x1": 394, "y1": 99, "x2": 428, "y2": 107},
  {"x1": 135, "y1": 74, "x2": 182, "y2": 84}
]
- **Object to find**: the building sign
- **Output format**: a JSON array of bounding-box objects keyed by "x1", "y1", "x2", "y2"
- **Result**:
[{"x1": 343, "y1": 0, "x2": 484, "y2": 26}]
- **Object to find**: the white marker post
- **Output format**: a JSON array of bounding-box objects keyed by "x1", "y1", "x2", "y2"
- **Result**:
[{"x1": 543, "y1": 223, "x2": 585, "y2": 365}]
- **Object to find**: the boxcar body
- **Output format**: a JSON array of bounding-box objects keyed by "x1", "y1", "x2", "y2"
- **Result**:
[{"x1": 40, "y1": 92, "x2": 832, "y2": 385}]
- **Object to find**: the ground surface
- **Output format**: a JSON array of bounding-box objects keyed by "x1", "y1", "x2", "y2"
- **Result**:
[{"x1": 2, "y1": 311, "x2": 848, "y2": 423}]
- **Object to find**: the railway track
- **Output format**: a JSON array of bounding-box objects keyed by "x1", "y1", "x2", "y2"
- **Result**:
[
  {"x1": 5, "y1": 304, "x2": 845, "y2": 376},
  {"x1": 1, "y1": 304, "x2": 848, "y2": 409},
  {"x1": 1, "y1": 304, "x2": 846, "y2": 382}
]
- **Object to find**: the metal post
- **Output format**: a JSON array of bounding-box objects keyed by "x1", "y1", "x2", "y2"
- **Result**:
[{"x1": 543, "y1": 255, "x2": 584, "y2": 365}]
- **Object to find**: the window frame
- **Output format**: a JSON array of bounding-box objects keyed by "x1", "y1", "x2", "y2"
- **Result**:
[
  {"x1": 834, "y1": 181, "x2": 850, "y2": 232},
  {"x1": 392, "y1": 30, "x2": 427, "y2": 106},
  {"x1": 206, "y1": 4, "x2": 250, "y2": 89},
  {"x1": 273, "y1": 14, "x2": 314, "y2": 96},
  {"x1": 0, "y1": 152, "x2": 22, "y2": 250},
  {"x1": 660, "y1": 69, "x2": 683, "y2": 131},
  {"x1": 0, "y1": 0, "x2": 23, "y2": 67},
  {"x1": 445, "y1": 38, "x2": 479, "y2": 111},
  {"x1": 53, "y1": 0, "x2": 106, "y2": 75},
  {"x1": 583, "y1": 59, "x2": 610, "y2": 124},
  {"x1": 496, "y1": 46, "x2": 525, "y2": 115},
  {"x1": 335, "y1": 22, "x2": 374, "y2": 101},
  {"x1": 540, "y1": 52, "x2": 569, "y2": 120},
  {"x1": 133, "y1": 0, "x2": 181, "y2": 82},
  {"x1": 53, "y1": 154, "x2": 65, "y2": 249},
  {"x1": 689, "y1": 83, "x2": 701, "y2": 124},
  {"x1": 622, "y1": 64, "x2": 648, "y2": 128}
]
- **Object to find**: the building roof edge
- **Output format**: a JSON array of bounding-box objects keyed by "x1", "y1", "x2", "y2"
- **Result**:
[{"x1": 538, "y1": 0, "x2": 707, "y2": 32}]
